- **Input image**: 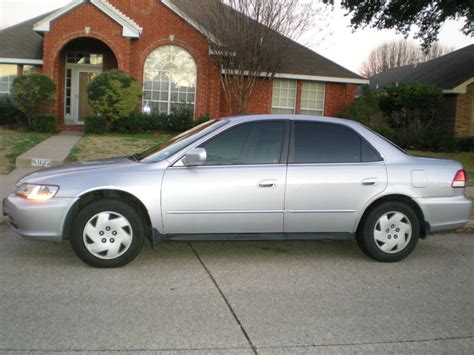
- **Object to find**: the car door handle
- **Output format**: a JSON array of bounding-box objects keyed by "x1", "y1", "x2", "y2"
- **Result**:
[
  {"x1": 362, "y1": 178, "x2": 377, "y2": 186},
  {"x1": 258, "y1": 180, "x2": 277, "y2": 188}
]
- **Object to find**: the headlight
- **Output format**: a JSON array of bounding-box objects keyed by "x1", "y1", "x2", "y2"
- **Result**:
[{"x1": 16, "y1": 184, "x2": 59, "y2": 201}]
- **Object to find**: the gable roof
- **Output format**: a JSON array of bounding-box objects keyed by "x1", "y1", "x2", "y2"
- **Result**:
[
  {"x1": 0, "y1": 13, "x2": 50, "y2": 64},
  {"x1": 0, "y1": 0, "x2": 367, "y2": 84},
  {"x1": 34, "y1": 0, "x2": 142, "y2": 38},
  {"x1": 370, "y1": 44, "x2": 474, "y2": 94},
  {"x1": 166, "y1": 0, "x2": 367, "y2": 84}
]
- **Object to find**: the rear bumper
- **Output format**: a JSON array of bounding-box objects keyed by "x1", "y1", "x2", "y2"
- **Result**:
[
  {"x1": 3, "y1": 194, "x2": 78, "y2": 242},
  {"x1": 415, "y1": 195, "x2": 472, "y2": 233}
]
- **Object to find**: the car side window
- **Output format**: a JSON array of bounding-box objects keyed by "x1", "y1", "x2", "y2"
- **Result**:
[
  {"x1": 291, "y1": 121, "x2": 382, "y2": 164},
  {"x1": 199, "y1": 121, "x2": 287, "y2": 165}
]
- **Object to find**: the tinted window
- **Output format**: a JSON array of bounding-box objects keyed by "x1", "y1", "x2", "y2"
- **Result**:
[
  {"x1": 292, "y1": 122, "x2": 381, "y2": 164},
  {"x1": 200, "y1": 121, "x2": 287, "y2": 165}
]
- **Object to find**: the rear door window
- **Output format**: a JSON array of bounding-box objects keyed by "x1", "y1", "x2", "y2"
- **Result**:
[{"x1": 291, "y1": 121, "x2": 382, "y2": 164}]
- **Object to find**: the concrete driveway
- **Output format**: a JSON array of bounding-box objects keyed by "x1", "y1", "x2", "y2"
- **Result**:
[{"x1": 0, "y1": 225, "x2": 473, "y2": 354}]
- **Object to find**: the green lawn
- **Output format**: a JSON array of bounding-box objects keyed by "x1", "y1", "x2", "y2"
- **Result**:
[
  {"x1": 409, "y1": 150, "x2": 474, "y2": 184},
  {"x1": 66, "y1": 132, "x2": 172, "y2": 163},
  {"x1": 0, "y1": 128, "x2": 53, "y2": 175}
]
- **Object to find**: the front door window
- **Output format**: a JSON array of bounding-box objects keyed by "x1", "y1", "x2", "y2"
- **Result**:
[
  {"x1": 78, "y1": 72, "x2": 98, "y2": 123},
  {"x1": 64, "y1": 52, "x2": 103, "y2": 125}
]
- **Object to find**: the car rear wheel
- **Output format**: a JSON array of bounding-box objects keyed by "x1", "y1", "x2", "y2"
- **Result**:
[
  {"x1": 70, "y1": 198, "x2": 145, "y2": 268},
  {"x1": 358, "y1": 201, "x2": 420, "y2": 262}
]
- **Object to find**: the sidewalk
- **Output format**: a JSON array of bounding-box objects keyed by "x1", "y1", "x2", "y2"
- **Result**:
[{"x1": 1, "y1": 131, "x2": 82, "y2": 219}]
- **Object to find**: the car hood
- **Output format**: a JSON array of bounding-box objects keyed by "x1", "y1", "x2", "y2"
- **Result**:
[{"x1": 17, "y1": 157, "x2": 135, "y2": 186}]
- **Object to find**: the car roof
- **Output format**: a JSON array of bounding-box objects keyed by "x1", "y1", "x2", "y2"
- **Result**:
[{"x1": 225, "y1": 114, "x2": 361, "y2": 128}]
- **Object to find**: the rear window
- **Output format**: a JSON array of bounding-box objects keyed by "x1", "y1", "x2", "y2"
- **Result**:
[{"x1": 291, "y1": 121, "x2": 382, "y2": 164}]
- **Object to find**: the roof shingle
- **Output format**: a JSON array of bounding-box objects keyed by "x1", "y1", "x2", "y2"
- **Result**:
[{"x1": 370, "y1": 44, "x2": 474, "y2": 91}]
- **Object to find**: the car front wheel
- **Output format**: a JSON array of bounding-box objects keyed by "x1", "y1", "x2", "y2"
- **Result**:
[
  {"x1": 358, "y1": 201, "x2": 420, "y2": 262},
  {"x1": 70, "y1": 198, "x2": 145, "y2": 268}
]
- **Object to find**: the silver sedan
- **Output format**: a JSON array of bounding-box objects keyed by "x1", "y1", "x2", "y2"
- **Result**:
[{"x1": 3, "y1": 115, "x2": 472, "y2": 267}]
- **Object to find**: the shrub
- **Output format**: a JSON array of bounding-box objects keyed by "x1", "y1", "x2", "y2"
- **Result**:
[
  {"x1": 0, "y1": 96, "x2": 22, "y2": 126},
  {"x1": 111, "y1": 111, "x2": 168, "y2": 133},
  {"x1": 194, "y1": 113, "x2": 212, "y2": 126},
  {"x1": 372, "y1": 123, "x2": 396, "y2": 142},
  {"x1": 84, "y1": 115, "x2": 108, "y2": 134},
  {"x1": 87, "y1": 70, "x2": 142, "y2": 128},
  {"x1": 10, "y1": 73, "x2": 56, "y2": 129},
  {"x1": 166, "y1": 105, "x2": 194, "y2": 132},
  {"x1": 346, "y1": 85, "x2": 380, "y2": 127},
  {"x1": 31, "y1": 114, "x2": 57, "y2": 133},
  {"x1": 378, "y1": 83, "x2": 443, "y2": 149}
]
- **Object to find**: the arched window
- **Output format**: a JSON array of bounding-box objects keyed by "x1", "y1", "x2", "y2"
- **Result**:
[{"x1": 143, "y1": 45, "x2": 197, "y2": 114}]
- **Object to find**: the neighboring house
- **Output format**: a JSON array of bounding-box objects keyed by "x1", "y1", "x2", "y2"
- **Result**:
[
  {"x1": 370, "y1": 44, "x2": 474, "y2": 138},
  {"x1": 0, "y1": 0, "x2": 367, "y2": 130}
]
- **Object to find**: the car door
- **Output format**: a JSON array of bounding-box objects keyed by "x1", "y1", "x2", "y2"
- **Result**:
[
  {"x1": 284, "y1": 120, "x2": 388, "y2": 234},
  {"x1": 161, "y1": 120, "x2": 289, "y2": 236}
]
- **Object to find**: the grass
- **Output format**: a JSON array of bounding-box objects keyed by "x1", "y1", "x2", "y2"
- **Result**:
[
  {"x1": 66, "y1": 132, "x2": 173, "y2": 163},
  {"x1": 0, "y1": 128, "x2": 53, "y2": 175},
  {"x1": 409, "y1": 150, "x2": 474, "y2": 184}
]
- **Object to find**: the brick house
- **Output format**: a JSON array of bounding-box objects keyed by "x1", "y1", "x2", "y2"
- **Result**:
[
  {"x1": 0, "y1": 0, "x2": 367, "y2": 130},
  {"x1": 370, "y1": 44, "x2": 474, "y2": 137}
]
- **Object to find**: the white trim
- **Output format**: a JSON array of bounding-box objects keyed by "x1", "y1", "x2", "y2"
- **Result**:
[
  {"x1": 34, "y1": 0, "x2": 142, "y2": 38},
  {"x1": 442, "y1": 78, "x2": 474, "y2": 94},
  {"x1": 0, "y1": 58, "x2": 43, "y2": 65},
  {"x1": 221, "y1": 69, "x2": 368, "y2": 85},
  {"x1": 274, "y1": 73, "x2": 368, "y2": 85}
]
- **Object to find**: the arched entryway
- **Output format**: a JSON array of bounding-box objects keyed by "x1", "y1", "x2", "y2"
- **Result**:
[{"x1": 58, "y1": 37, "x2": 118, "y2": 127}]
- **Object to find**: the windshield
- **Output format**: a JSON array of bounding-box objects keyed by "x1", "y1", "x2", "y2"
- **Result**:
[{"x1": 138, "y1": 119, "x2": 228, "y2": 162}]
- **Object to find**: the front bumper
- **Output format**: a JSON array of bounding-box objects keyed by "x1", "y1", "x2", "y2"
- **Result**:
[
  {"x1": 3, "y1": 193, "x2": 78, "y2": 242},
  {"x1": 416, "y1": 195, "x2": 472, "y2": 233}
]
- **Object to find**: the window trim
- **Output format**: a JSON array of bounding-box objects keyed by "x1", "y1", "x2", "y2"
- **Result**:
[
  {"x1": 173, "y1": 120, "x2": 291, "y2": 167},
  {"x1": 288, "y1": 120, "x2": 384, "y2": 165}
]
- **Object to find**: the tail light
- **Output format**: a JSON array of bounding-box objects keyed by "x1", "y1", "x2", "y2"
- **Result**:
[{"x1": 452, "y1": 169, "x2": 467, "y2": 188}]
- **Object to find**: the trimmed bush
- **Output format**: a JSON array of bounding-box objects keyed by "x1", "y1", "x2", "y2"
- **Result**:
[
  {"x1": 10, "y1": 73, "x2": 56, "y2": 129},
  {"x1": 372, "y1": 123, "x2": 396, "y2": 142},
  {"x1": 31, "y1": 114, "x2": 57, "y2": 133},
  {"x1": 0, "y1": 96, "x2": 22, "y2": 126},
  {"x1": 194, "y1": 113, "x2": 212, "y2": 126},
  {"x1": 378, "y1": 83, "x2": 443, "y2": 149},
  {"x1": 166, "y1": 105, "x2": 194, "y2": 132},
  {"x1": 346, "y1": 85, "x2": 380, "y2": 126},
  {"x1": 84, "y1": 115, "x2": 108, "y2": 134},
  {"x1": 87, "y1": 70, "x2": 142, "y2": 128}
]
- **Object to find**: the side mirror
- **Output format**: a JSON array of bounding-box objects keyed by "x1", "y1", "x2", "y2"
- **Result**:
[{"x1": 182, "y1": 148, "x2": 207, "y2": 166}]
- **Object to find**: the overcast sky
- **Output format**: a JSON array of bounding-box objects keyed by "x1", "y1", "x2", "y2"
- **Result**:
[{"x1": 0, "y1": 0, "x2": 472, "y2": 74}]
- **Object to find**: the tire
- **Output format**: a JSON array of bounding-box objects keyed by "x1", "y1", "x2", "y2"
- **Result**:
[
  {"x1": 357, "y1": 201, "x2": 420, "y2": 262},
  {"x1": 70, "y1": 198, "x2": 145, "y2": 268}
]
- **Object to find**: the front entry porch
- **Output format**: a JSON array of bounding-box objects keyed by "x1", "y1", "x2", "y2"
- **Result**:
[{"x1": 57, "y1": 37, "x2": 118, "y2": 129}]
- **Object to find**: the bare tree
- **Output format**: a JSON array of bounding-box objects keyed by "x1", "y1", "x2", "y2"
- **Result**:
[
  {"x1": 360, "y1": 40, "x2": 454, "y2": 77},
  {"x1": 197, "y1": 0, "x2": 317, "y2": 114}
]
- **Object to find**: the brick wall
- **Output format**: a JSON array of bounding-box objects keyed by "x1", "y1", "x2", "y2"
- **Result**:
[
  {"x1": 324, "y1": 83, "x2": 357, "y2": 117},
  {"x1": 454, "y1": 83, "x2": 474, "y2": 138},
  {"x1": 40, "y1": 0, "x2": 358, "y2": 127}
]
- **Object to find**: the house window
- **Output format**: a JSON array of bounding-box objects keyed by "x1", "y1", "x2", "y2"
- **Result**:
[
  {"x1": 23, "y1": 65, "x2": 37, "y2": 74},
  {"x1": 272, "y1": 79, "x2": 297, "y2": 114},
  {"x1": 0, "y1": 64, "x2": 18, "y2": 96},
  {"x1": 300, "y1": 82, "x2": 325, "y2": 115},
  {"x1": 143, "y1": 45, "x2": 197, "y2": 115},
  {"x1": 66, "y1": 52, "x2": 103, "y2": 65}
]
